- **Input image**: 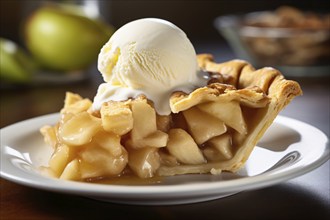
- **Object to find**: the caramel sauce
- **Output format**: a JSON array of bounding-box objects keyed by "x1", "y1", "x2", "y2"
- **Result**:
[
  {"x1": 85, "y1": 174, "x2": 163, "y2": 185},
  {"x1": 83, "y1": 169, "x2": 163, "y2": 186}
]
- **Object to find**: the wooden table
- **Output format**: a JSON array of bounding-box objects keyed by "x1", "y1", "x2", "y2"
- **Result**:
[{"x1": 1, "y1": 43, "x2": 329, "y2": 219}]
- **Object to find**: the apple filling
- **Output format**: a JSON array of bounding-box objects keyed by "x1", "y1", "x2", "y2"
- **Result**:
[{"x1": 40, "y1": 54, "x2": 302, "y2": 181}]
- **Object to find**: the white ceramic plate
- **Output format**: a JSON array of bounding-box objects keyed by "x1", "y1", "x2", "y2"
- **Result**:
[{"x1": 0, "y1": 114, "x2": 329, "y2": 205}]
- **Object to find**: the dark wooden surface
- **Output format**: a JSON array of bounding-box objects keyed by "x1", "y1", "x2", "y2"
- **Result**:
[{"x1": 1, "y1": 43, "x2": 329, "y2": 220}]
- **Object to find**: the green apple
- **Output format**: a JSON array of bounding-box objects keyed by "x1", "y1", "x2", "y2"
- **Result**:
[
  {"x1": 23, "y1": 3, "x2": 114, "y2": 72},
  {"x1": 0, "y1": 38, "x2": 37, "y2": 83}
]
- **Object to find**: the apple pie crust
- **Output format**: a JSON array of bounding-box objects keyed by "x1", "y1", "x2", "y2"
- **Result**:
[{"x1": 40, "y1": 54, "x2": 302, "y2": 181}]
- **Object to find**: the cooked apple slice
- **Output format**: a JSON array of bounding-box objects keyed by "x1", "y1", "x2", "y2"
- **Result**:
[
  {"x1": 198, "y1": 101, "x2": 247, "y2": 134},
  {"x1": 101, "y1": 101, "x2": 133, "y2": 135},
  {"x1": 61, "y1": 92, "x2": 92, "y2": 114},
  {"x1": 127, "y1": 147, "x2": 160, "y2": 178},
  {"x1": 130, "y1": 98, "x2": 157, "y2": 140},
  {"x1": 94, "y1": 130, "x2": 123, "y2": 157},
  {"x1": 166, "y1": 128, "x2": 205, "y2": 165},
  {"x1": 183, "y1": 107, "x2": 227, "y2": 144},
  {"x1": 204, "y1": 134, "x2": 233, "y2": 161},
  {"x1": 58, "y1": 111, "x2": 101, "y2": 146},
  {"x1": 139, "y1": 130, "x2": 169, "y2": 148},
  {"x1": 79, "y1": 145, "x2": 128, "y2": 179},
  {"x1": 60, "y1": 159, "x2": 81, "y2": 180},
  {"x1": 49, "y1": 144, "x2": 74, "y2": 177},
  {"x1": 40, "y1": 125, "x2": 58, "y2": 149}
]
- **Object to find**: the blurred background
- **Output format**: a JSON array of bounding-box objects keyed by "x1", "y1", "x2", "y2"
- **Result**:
[
  {"x1": 0, "y1": 0, "x2": 329, "y2": 129},
  {"x1": 1, "y1": 0, "x2": 329, "y2": 43},
  {"x1": 1, "y1": 0, "x2": 329, "y2": 78}
]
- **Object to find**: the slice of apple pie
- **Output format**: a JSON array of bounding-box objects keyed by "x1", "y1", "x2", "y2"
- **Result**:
[
  {"x1": 40, "y1": 54, "x2": 302, "y2": 181},
  {"x1": 158, "y1": 54, "x2": 302, "y2": 176}
]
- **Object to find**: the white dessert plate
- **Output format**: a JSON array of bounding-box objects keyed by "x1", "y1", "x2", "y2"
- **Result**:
[{"x1": 0, "y1": 113, "x2": 329, "y2": 205}]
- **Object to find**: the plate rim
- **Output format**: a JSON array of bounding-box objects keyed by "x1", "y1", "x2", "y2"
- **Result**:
[{"x1": 1, "y1": 113, "x2": 329, "y2": 198}]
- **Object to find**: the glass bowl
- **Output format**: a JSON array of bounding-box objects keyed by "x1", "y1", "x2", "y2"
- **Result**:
[{"x1": 214, "y1": 8, "x2": 330, "y2": 77}]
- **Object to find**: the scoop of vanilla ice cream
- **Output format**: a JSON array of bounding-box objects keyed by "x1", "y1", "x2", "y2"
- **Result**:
[{"x1": 93, "y1": 18, "x2": 206, "y2": 115}]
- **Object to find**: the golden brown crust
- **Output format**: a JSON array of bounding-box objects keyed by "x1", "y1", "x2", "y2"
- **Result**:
[
  {"x1": 170, "y1": 83, "x2": 270, "y2": 113},
  {"x1": 197, "y1": 54, "x2": 302, "y2": 98},
  {"x1": 197, "y1": 54, "x2": 252, "y2": 87}
]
